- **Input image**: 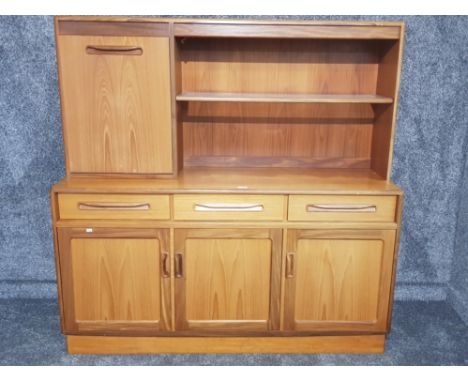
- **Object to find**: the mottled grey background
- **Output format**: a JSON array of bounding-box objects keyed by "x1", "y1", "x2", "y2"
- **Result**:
[{"x1": 0, "y1": 16, "x2": 467, "y2": 322}]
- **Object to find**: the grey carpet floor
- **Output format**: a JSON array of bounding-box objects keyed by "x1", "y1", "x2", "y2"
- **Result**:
[{"x1": 0, "y1": 299, "x2": 467, "y2": 365}]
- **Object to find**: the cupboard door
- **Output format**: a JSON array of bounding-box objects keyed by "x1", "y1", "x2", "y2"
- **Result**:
[
  {"x1": 57, "y1": 228, "x2": 171, "y2": 334},
  {"x1": 284, "y1": 230, "x2": 396, "y2": 333},
  {"x1": 174, "y1": 229, "x2": 282, "y2": 333},
  {"x1": 57, "y1": 35, "x2": 173, "y2": 175}
]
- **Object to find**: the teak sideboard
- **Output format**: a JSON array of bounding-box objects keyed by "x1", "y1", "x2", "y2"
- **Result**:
[{"x1": 50, "y1": 16, "x2": 405, "y2": 354}]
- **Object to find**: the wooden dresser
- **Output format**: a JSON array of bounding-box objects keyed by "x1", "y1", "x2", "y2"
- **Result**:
[{"x1": 50, "y1": 16, "x2": 405, "y2": 354}]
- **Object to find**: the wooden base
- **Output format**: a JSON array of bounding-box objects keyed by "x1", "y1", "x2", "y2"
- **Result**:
[{"x1": 67, "y1": 335, "x2": 385, "y2": 354}]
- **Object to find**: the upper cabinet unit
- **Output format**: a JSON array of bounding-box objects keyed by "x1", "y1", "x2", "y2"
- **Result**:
[
  {"x1": 55, "y1": 20, "x2": 174, "y2": 176},
  {"x1": 55, "y1": 18, "x2": 404, "y2": 181}
]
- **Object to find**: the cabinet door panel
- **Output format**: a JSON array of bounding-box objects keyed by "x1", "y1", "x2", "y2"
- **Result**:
[
  {"x1": 58, "y1": 228, "x2": 171, "y2": 334},
  {"x1": 57, "y1": 35, "x2": 173, "y2": 175},
  {"x1": 284, "y1": 230, "x2": 395, "y2": 333},
  {"x1": 174, "y1": 229, "x2": 282, "y2": 333}
]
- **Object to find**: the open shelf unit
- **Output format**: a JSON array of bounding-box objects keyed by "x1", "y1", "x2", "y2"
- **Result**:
[{"x1": 174, "y1": 35, "x2": 403, "y2": 180}]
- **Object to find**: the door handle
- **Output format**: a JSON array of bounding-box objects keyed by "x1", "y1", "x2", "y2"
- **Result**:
[
  {"x1": 175, "y1": 253, "x2": 184, "y2": 278},
  {"x1": 161, "y1": 252, "x2": 170, "y2": 278},
  {"x1": 286, "y1": 253, "x2": 295, "y2": 278}
]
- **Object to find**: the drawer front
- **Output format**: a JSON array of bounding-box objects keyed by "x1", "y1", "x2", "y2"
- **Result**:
[
  {"x1": 288, "y1": 195, "x2": 397, "y2": 222},
  {"x1": 173, "y1": 194, "x2": 284, "y2": 221},
  {"x1": 58, "y1": 194, "x2": 170, "y2": 220}
]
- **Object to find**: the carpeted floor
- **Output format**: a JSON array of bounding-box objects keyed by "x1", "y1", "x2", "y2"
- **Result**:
[{"x1": 0, "y1": 299, "x2": 467, "y2": 365}]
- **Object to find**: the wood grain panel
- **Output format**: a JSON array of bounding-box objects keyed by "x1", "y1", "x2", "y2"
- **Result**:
[
  {"x1": 179, "y1": 39, "x2": 380, "y2": 95},
  {"x1": 67, "y1": 334, "x2": 385, "y2": 354},
  {"x1": 371, "y1": 38, "x2": 404, "y2": 179},
  {"x1": 182, "y1": 102, "x2": 374, "y2": 168},
  {"x1": 173, "y1": 194, "x2": 284, "y2": 221},
  {"x1": 284, "y1": 230, "x2": 396, "y2": 332},
  {"x1": 58, "y1": 193, "x2": 170, "y2": 220},
  {"x1": 58, "y1": 228, "x2": 171, "y2": 334},
  {"x1": 174, "y1": 23, "x2": 400, "y2": 39},
  {"x1": 185, "y1": 238, "x2": 271, "y2": 321},
  {"x1": 71, "y1": 238, "x2": 160, "y2": 321},
  {"x1": 294, "y1": 239, "x2": 382, "y2": 321},
  {"x1": 57, "y1": 35, "x2": 173, "y2": 175},
  {"x1": 288, "y1": 195, "x2": 397, "y2": 222},
  {"x1": 174, "y1": 228, "x2": 282, "y2": 332},
  {"x1": 52, "y1": 168, "x2": 403, "y2": 195},
  {"x1": 176, "y1": 92, "x2": 393, "y2": 103},
  {"x1": 57, "y1": 20, "x2": 169, "y2": 36}
]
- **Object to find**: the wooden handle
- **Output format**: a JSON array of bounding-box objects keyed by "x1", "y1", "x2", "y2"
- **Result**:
[
  {"x1": 161, "y1": 252, "x2": 170, "y2": 278},
  {"x1": 175, "y1": 253, "x2": 184, "y2": 278},
  {"x1": 286, "y1": 253, "x2": 295, "y2": 278},
  {"x1": 78, "y1": 202, "x2": 151, "y2": 211},
  {"x1": 194, "y1": 203, "x2": 264, "y2": 212},
  {"x1": 306, "y1": 204, "x2": 377, "y2": 213},
  {"x1": 86, "y1": 45, "x2": 143, "y2": 55}
]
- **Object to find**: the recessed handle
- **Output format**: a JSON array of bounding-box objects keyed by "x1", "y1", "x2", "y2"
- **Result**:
[
  {"x1": 78, "y1": 202, "x2": 151, "y2": 211},
  {"x1": 86, "y1": 45, "x2": 143, "y2": 55},
  {"x1": 160, "y1": 252, "x2": 170, "y2": 278},
  {"x1": 175, "y1": 253, "x2": 184, "y2": 278},
  {"x1": 286, "y1": 253, "x2": 295, "y2": 278},
  {"x1": 306, "y1": 204, "x2": 377, "y2": 213},
  {"x1": 194, "y1": 203, "x2": 264, "y2": 212}
]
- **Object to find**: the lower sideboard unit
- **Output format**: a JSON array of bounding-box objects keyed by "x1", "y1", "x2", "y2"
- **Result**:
[{"x1": 50, "y1": 168, "x2": 403, "y2": 354}]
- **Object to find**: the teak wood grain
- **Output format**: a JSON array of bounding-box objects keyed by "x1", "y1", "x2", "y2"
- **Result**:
[
  {"x1": 174, "y1": 228, "x2": 282, "y2": 332},
  {"x1": 181, "y1": 102, "x2": 375, "y2": 169},
  {"x1": 57, "y1": 34, "x2": 173, "y2": 175},
  {"x1": 288, "y1": 195, "x2": 397, "y2": 222},
  {"x1": 67, "y1": 334, "x2": 385, "y2": 354},
  {"x1": 52, "y1": 168, "x2": 402, "y2": 195},
  {"x1": 283, "y1": 229, "x2": 396, "y2": 332},
  {"x1": 173, "y1": 194, "x2": 285, "y2": 221},
  {"x1": 58, "y1": 193, "x2": 170, "y2": 220},
  {"x1": 57, "y1": 228, "x2": 171, "y2": 334},
  {"x1": 50, "y1": 17, "x2": 404, "y2": 354},
  {"x1": 174, "y1": 23, "x2": 400, "y2": 39},
  {"x1": 176, "y1": 92, "x2": 393, "y2": 104}
]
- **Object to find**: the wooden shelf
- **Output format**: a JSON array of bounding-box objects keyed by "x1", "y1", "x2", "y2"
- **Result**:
[{"x1": 176, "y1": 92, "x2": 393, "y2": 104}]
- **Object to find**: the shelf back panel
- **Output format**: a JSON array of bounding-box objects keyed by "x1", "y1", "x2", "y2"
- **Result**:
[
  {"x1": 182, "y1": 102, "x2": 374, "y2": 169},
  {"x1": 178, "y1": 38, "x2": 386, "y2": 95}
]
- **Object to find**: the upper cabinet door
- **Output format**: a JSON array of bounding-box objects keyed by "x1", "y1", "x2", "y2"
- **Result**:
[
  {"x1": 284, "y1": 229, "x2": 396, "y2": 333},
  {"x1": 57, "y1": 34, "x2": 173, "y2": 175}
]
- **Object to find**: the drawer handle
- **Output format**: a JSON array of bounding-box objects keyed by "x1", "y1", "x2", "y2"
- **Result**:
[
  {"x1": 193, "y1": 203, "x2": 264, "y2": 212},
  {"x1": 78, "y1": 202, "x2": 151, "y2": 211},
  {"x1": 86, "y1": 45, "x2": 143, "y2": 55},
  {"x1": 306, "y1": 204, "x2": 377, "y2": 213}
]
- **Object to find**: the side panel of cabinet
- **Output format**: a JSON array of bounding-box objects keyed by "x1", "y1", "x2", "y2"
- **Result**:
[
  {"x1": 57, "y1": 228, "x2": 171, "y2": 334},
  {"x1": 284, "y1": 229, "x2": 396, "y2": 333},
  {"x1": 57, "y1": 34, "x2": 173, "y2": 175},
  {"x1": 174, "y1": 228, "x2": 282, "y2": 333}
]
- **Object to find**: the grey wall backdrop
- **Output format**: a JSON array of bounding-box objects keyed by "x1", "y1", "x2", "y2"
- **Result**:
[{"x1": 0, "y1": 16, "x2": 467, "y2": 322}]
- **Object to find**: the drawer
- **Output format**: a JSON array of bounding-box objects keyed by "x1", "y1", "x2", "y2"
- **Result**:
[
  {"x1": 173, "y1": 194, "x2": 284, "y2": 221},
  {"x1": 58, "y1": 194, "x2": 170, "y2": 220},
  {"x1": 288, "y1": 195, "x2": 397, "y2": 222}
]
